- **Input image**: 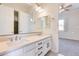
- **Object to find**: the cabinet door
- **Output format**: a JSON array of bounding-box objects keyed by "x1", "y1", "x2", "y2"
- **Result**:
[
  {"x1": 46, "y1": 38, "x2": 51, "y2": 50},
  {"x1": 0, "y1": 5, "x2": 14, "y2": 35},
  {"x1": 23, "y1": 43, "x2": 35, "y2": 56},
  {"x1": 43, "y1": 38, "x2": 51, "y2": 55},
  {"x1": 4, "y1": 48, "x2": 23, "y2": 56},
  {"x1": 19, "y1": 11, "x2": 31, "y2": 33},
  {"x1": 24, "y1": 49, "x2": 35, "y2": 56}
]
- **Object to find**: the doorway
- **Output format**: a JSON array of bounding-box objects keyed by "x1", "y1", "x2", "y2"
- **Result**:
[{"x1": 59, "y1": 3, "x2": 79, "y2": 56}]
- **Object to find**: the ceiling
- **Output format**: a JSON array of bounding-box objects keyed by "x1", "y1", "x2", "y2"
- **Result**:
[
  {"x1": 59, "y1": 3, "x2": 79, "y2": 13},
  {"x1": 2, "y1": 3, "x2": 79, "y2": 12}
]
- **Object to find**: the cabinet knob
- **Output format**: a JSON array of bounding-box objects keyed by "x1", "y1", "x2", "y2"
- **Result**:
[
  {"x1": 38, "y1": 47, "x2": 42, "y2": 50},
  {"x1": 38, "y1": 51, "x2": 42, "y2": 56}
]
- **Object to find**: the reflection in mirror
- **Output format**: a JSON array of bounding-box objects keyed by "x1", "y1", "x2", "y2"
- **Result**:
[
  {"x1": 14, "y1": 11, "x2": 18, "y2": 34},
  {"x1": 28, "y1": 17, "x2": 35, "y2": 33},
  {"x1": 40, "y1": 17, "x2": 46, "y2": 32},
  {"x1": 39, "y1": 16, "x2": 50, "y2": 32},
  {"x1": 18, "y1": 11, "x2": 35, "y2": 34}
]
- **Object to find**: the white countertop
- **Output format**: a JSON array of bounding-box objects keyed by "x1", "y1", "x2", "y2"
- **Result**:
[{"x1": 0, "y1": 34, "x2": 51, "y2": 55}]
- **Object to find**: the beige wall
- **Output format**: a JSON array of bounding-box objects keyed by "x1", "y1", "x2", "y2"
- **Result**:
[
  {"x1": 48, "y1": 4, "x2": 59, "y2": 53},
  {"x1": 2, "y1": 3, "x2": 33, "y2": 14},
  {"x1": 59, "y1": 9, "x2": 79, "y2": 40}
]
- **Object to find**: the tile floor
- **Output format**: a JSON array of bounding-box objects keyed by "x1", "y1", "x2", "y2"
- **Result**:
[
  {"x1": 59, "y1": 38, "x2": 79, "y2": 56},
  {"x1": 46, "y1": 38, "x2": 79, "y2": 56}
]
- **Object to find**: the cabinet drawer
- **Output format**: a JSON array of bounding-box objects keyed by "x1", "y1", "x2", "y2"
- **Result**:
[
  {"x1": 35, "y1": 46, "x2": 43, "y2": 53},
  {"x1": 23, "y1": 43, "x2": 35, "y2": 53},
  {"x1": 35, "y1": 50, "x2": 43, "y2": 56},
  {"x1": 36, "y1": 40, "x2": 43, "y2": 46},
  {"x1": 43, "y1": 37, "x2": 51, "y2": 43}
]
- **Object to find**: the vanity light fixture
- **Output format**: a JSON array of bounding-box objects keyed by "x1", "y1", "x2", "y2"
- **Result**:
[
  {"x1": 35, "y1": 7, "x2": 41, "y2": 11},
  {"x1": 35, "y1": 6, "x2": 46, "y2": 13},
  {"x1": 30, "y1": 18, "x2": 34, "y2": 22}
]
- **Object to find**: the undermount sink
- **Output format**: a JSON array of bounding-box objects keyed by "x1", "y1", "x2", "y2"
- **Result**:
[
  {"x1": 7, "y1": 37, "x2": 30, "y2": 47},
  {"x1": 0, "y1": 36, "x2": 32, "y2": 52},
  {"x1": 0, "y1": 40, "x2": 10, "y2": 52}
]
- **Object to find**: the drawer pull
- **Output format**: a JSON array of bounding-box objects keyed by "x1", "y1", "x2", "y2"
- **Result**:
[
  {"x1": 38, "y1": 51, "x2": 42, "y2": 56},
  {"x1": 19, "y1": 37, "x2": 21, "y2": 40},
  {"x1": 38, "y1": 42, "x2": 42, "y2": 45},
  {"x1": 47, "y1": 43, "x2": 49, "y2": 48},
  {"x1": 38, "y1": 47, "x2": 42, "y2": 50}
]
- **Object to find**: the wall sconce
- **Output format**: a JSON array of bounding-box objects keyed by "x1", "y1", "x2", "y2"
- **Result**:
[{"x1": 35, "y1": 6, "x2": 46, "y2": 13}]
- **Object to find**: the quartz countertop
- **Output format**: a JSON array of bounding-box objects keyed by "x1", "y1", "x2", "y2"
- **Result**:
[{"x1": 0, "y1": 34, "x2": 51, "y2": 56}]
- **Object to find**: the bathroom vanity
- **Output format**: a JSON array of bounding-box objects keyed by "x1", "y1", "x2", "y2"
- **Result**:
[
  {"x1": 0, "y1": 34, "x2": 52, "y2": 56},
  {"x1": 0, "y1": 5, "x2": 52, "y2": 56}
]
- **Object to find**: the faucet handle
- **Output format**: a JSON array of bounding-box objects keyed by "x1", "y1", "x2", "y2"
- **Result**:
[
  {"x1": 8, "y1": 37, "x2": 13, "y2": 42},
  {"x1": 15, "y1": 36, "x2": 18, "y2": 41}
]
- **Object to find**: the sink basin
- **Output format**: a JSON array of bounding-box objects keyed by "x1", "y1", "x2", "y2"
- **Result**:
[{"x1": 0, "y1": 40, "x2": 10, "y2": 52}]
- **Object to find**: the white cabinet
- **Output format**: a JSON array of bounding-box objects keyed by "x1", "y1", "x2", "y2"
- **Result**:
[
  {"x1": 35, "y1": 50, "x2": 43, "y2": 56},
  {"x1": 23, "y1": 49, "x2": 35, "y2": 56},
  {"x1": 43, "y1": 37, "x2": 51, "y2": 55},
  {"x1": 0, "y1": 5, "x2": 14, "y2": 35},
  {"x1": 4, "y1": 48, "x2": 23, "y2": 56},
  {"x1": 23, "y1": 43, "x2": 35, "y2": 56},
  {"x1": 35, "y1": 37, "x2": 52, "y2": 56},
  {"x1": 44, "y1": 38, "x2": 51, "y2": 50},
  {"x1": 19, "y1": 11, "x2": 31, "y2": 34},
  {"x1": 35, "y1": 40, "x2": 43, "y2": 55},
  {"x1": 4, "y1": 36, "x2": 51, "y2": 56}
]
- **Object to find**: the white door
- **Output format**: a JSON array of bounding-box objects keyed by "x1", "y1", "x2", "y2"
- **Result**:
[
  {"x1": 19, "y1": 11, "x2": 31, "y2": 34},
  {"x1": 0, "y1": 5, "x2": 14, "y2": 35}
]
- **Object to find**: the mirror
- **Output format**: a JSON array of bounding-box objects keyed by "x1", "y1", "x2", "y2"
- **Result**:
[
  {"x1": 14, "y1": 10, "x2": 51, "y2": 35},
  {"x1": 19, "y1": 11, "x2": 35, "y2": 34},
  {"x1": 39, "y1": 16, "x2": 50, "y2": 32},
  {"x1": 40, "y1": 16, "x2": 46, "y2": 32},
  {"x1": 14, "y1": 10, "x2": 50, "y2": 35},
  {"x1": 28, "y1": 18, "x2": 35, "y2": 33}
]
